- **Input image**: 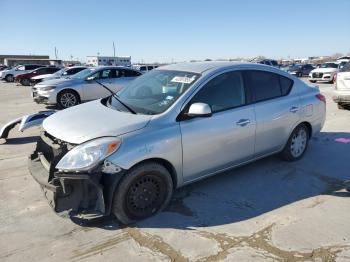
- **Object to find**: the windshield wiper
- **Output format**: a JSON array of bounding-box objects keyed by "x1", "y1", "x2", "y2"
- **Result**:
[{"x1": 94, "y1": 80, "x2": 137, "y2": 114}]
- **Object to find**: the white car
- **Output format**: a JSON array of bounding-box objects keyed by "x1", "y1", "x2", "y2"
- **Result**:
[
  {"x1": 333, "y1": 62, "x2": 350, "y2": 109},
  {"x1": 32, "y1": 66, "x2": 142, "y2": 108},
  {"x1": 0, "y1": 64, "x2": 45, "y2": 82},
  {"x1": 30, "y1": 66, "x2": 87, "y2": 85},
  {"x1": 308, "y1": 62, "x2": 338, "y2": 83}
]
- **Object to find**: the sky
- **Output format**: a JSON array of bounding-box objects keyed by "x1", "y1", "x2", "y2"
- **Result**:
[{"x1": 1, "y1": 0, "x2": 349, "y2": 63}]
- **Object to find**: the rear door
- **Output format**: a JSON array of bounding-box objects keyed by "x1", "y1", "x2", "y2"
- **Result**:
[
  {"x1": 180, "y1": 70, "x2": 256, "y2": 182},
  {"x1": 244, "y1": 70, "x2": 300, "y2": 156}
]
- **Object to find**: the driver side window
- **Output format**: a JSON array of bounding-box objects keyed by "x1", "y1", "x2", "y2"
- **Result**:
[{"x1": 191, "y1": 71, "x2": 245, "y2": 113}]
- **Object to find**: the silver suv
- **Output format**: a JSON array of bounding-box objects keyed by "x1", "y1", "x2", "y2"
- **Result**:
[{"x1": 28, "y1": 62, "x2": 326, "y2": 224}]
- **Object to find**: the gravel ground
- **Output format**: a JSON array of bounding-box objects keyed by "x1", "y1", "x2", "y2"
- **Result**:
[{"x1": 0, "y1": 79, "x2": 349, "y2": 262}]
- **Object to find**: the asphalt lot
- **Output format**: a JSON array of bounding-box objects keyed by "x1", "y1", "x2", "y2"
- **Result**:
[{"x1": 0, "y1": 79, "x2": 350, "y2": 262}]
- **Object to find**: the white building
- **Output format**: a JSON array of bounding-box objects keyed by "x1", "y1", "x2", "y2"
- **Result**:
[{"x1": 87, "y1": 56, "x2": 131, "y2": 67}]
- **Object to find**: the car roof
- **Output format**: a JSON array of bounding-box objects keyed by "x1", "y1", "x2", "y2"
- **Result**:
[
  {"x1": 94, "y1": 65, "x2": 137, "y2": 70},
  {"x1": 158, "y1": 61, "x2": 256, "y2": 74},
  {"x1": 157, "y1": 61, "x2": 290, "y2": 74}
]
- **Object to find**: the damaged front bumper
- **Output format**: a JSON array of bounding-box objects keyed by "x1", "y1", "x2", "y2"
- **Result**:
[{"x1": 28, "y1": 132, "x2": 123, "y2": 218}]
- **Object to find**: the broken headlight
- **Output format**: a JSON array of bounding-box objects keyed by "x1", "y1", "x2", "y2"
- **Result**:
[{"x1": 56, "y1": 137, "x2": 121, "y2": 172}]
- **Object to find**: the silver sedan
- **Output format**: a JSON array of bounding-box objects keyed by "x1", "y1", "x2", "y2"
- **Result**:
[{"x1": 28, "y1": 61, "x2": 326, "y2": 224}]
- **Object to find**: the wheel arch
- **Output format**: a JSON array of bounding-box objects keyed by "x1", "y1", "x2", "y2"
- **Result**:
[
  {"x1": 129, "y1": 158, "x2": 178, "y2": 189},
  {"x1": 300, "y1": 121, "x2": 312, "y2": 138}
]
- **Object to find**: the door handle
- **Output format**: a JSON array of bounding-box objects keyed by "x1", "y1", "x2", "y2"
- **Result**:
[
  {"x1": 290, "y1": 106, "x2": 299, "y2": 113},
  {"x1": 236, "y1": 119, "x2": 250, "y2": 127}
]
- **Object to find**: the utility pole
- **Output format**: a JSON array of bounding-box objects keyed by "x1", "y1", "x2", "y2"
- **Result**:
[
  {"x1": 113, "y1": 42, "x2": 116, "y2": 65},
  {"x1": 54, "y1": 47, "x2": 58, "y2": 59}
]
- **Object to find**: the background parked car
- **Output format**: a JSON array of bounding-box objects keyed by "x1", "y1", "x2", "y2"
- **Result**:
[
  {"x1": 287, "y1": 64, "x2": 315, "y2": 77},
  {"x1": 32, "y1": 66, "x2": 142, "y2": 108},
  {"x1": 0, "y1": 65, "x2": 8, "y2": 71},
  {"x1": 308, "y1": 62, "x2": 339, "y2": 83},
  {"x1": 333, "y1": 62, "x2": 350, "y2": 109},
  {"x1": 256, "y1": 59, "x2": 279, "y2": 67},
  {"x1": 133, "y1": 64, "x2": 158, "y2": 73},
  {"x1": 30, "y1": 66, "x2": 87, "y2": 85},
  {"x1": 15, "y1": 67, "x2": 61, "y2": 86},
  {"x1": 0, "y1": 64, "x2": 45, "y2": 82}
]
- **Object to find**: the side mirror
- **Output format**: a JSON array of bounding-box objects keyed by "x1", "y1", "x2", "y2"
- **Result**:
[
  {"x1": 62, "y1": 72, "x2": 68, "y2": 75},
  {"x1": 86, "y1": 76, "x2": 96, "y2": 81},
  {"x1": 187, "y1": 103, "x2": 212, "y2": 117}
]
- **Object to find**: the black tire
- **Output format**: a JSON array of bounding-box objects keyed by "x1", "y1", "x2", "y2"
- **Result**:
[
  {"x1": 57, "y1": 89, "x2": 80, "y2": 108},
  {"x1": 280, "y1": 124, "x2": 309, "y2": 161},
  {"x1": 338, "y1": 103, "x2": 350, "y2": 110},
  {"x1": 112, "y1": 162, "x2": 173, "y2": 224},
  {"x1": 337, "y1": 103, "x2": 345, "y2": 110},
  {"x1": 298, "y1": 72, "x2": 302, "y2": 77},
  {"x1": 20, "y1": 78, "x2": 30, "y2": 86},
  {"x1": 5, "y1": 74, "x2": 14, "y2": 82},
  {"x1": 309, "y1": 80, "x2": 316, "y2": 83}
]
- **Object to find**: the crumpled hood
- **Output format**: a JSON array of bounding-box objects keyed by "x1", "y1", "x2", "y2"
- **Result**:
[
  {"x1": 311, "y1": 68, "x2": 337, "y2": 74},
  {"x1": 43, "y1": 99, "x2": 152, "y2": 144}
]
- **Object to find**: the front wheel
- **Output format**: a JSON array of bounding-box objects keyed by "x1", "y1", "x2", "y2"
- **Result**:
[
  {"x1": 5, "y1": 74, "x2": 14, "y2": 82},
  {"x1": 20, "y1": 78, "x2": 30, "y2": 86},
  {"x1": 57, "y1": 90, "x2": 80, "y2": 108},
  {"x1": 112, "y1": 162, "x2": 173, "y2": 224},
  {"x1": 309, "y1": 80, "x2": 316, "y2": 83},
  {"x1": 280, "y1": 124, "x2": 309, "y2": 161}
]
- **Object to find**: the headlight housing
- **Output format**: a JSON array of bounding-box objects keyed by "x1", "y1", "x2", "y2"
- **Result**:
[
  {"x1": 56, "y1": 137, "x2": 121, "y2": 172},
  {"x1": 39, "y1": 85, "x2": 57, "y2": 91}
]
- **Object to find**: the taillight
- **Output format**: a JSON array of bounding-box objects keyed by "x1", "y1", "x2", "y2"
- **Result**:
[{"x1": 316, "y1": 94, "x2": 326, "y2": 103}]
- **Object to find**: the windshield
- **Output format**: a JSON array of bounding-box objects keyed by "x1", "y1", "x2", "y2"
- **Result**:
[
  {"x1": 110, "y1": 70, "x2": 200, "y2": 115},
  {"x1": 53, "y1": 68, "x2": 66, "y2": 76},
  {"x1": 320, "y1": 63, "x2": 338, "y2": 68},
  {"x1": 70, "y1": 68, "x2": 95, "y2": 79}
]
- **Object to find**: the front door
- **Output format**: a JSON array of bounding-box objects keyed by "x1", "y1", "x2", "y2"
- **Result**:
[
  {"x1": 180, "y1": 71, "x2": 256, "y2": 182},
  {"x1": 83, "y1": 69, "x2": 116, "y2": 101}
]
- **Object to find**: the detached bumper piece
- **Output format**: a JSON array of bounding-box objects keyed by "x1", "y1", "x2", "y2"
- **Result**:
[{"x1": 28, "y1": 132, "x2": 108, "y2": 217}]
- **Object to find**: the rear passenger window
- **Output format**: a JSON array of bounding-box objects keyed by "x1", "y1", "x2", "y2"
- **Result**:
[
  {"x1": 124, "y1": 70, "x2": 141, "y2": 77},
  {"x1": 279, "y1": 76, "x2": 293, "y2": 95},
  {"x1": 246, "y1": 71, "x2": 281, "y2": 102},
  {"x1": 191, "y1": 71, "x2": 245, "y2": 113}
]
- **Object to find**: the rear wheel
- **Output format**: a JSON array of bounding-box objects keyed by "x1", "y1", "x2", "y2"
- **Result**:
[
  {"x1": 57, "y1": 90, "x2": 80, "y2": 108},
  {"x1": 280, "y1": 124, "x2": 309, "y2": 161},
  {"x1": 112, "y1": 162, "x2": 173, "y2": 224},
  {"x1": 20, "y1": 78, "x2": 30, "y2": 86},
  {"x1": 5, "y1": 74, "x2": 14, "y2": 82},
  {"x1": 309, "y1": 80, "x2": 316, "y2": 83}
]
